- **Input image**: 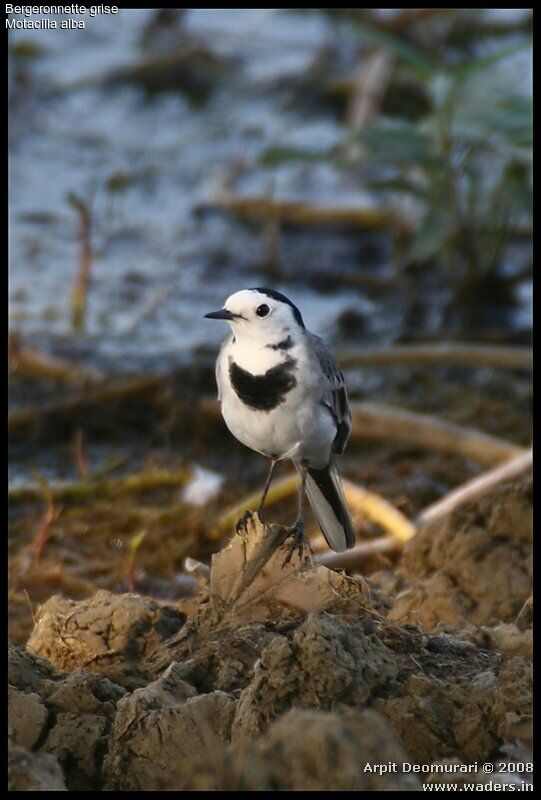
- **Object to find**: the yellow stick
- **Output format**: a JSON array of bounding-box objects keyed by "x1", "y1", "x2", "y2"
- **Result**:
[{"x1": 214, "y1": 474, "x2": 415, "y2": 544}]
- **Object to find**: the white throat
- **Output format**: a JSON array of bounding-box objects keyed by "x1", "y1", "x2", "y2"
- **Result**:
[{"x1": 228, "y1": 330, "x2": 298, "y2": 375}]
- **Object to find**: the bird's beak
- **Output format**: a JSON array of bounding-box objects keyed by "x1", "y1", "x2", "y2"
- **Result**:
[{"x1": 204, "y1": 308, "x2": 236, "y2": 321}]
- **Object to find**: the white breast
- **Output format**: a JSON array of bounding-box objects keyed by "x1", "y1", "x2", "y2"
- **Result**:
[{"x1": 215, "y1": 335, "x2": 336, "y2": 468}]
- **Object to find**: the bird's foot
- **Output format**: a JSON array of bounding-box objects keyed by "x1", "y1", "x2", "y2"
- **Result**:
[
  {"x1": 282, "y1": 520, "x2": 306, "y2": 567},
  {"x1": 235, "y1": 510, "x2": 254, "y2": 533}
]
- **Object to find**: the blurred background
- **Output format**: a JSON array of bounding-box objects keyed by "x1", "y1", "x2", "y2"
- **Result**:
[{"x1": 8, "y1": 9, "x2": 532, "y2": 641}]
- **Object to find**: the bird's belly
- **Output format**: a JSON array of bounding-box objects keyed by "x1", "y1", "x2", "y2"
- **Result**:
[{"x1": 221, "y1": 391, "x2": 334, "y2": 467}]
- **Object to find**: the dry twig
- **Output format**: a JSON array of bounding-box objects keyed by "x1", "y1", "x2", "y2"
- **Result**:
[
  {"x1": 215, "y1": 474, "x2": 415, "y2": 547},
  {"x1": 9, "y1": 332, "x2": 102, "y2": 384},
  {"x1": 9, "y1": 467, "x2": 191, "y2": 506},
  {"x1": 204, "y1": 187, "x2": 394, "y2": 231},
  {"x1": 337, "y1": 343, "x2": 532, "y2": 371},
  {"x1": 317, "y1": 536, "x2": 399, "y2": 572},
  {"x1": 8, "y1": 375, "x2": 165, "y2": 438},
  {"x1": 349, "y1": 401, "x2": 524, "y2": 467},
  {"x1": 415, "y1": 448, "x2": 532, "y2": 528},
  {"x1": 32, "y1": 475, "x2": 63, "y2": 565},
  {"x1": 347, "y1": 49, "x2": 395, "y2": 160},
  {"x1": 67, "y1": 192, "x2": 94, "y2": 332}
]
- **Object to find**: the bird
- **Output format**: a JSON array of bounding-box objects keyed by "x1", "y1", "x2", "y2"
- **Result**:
[{"x1": 205, "y1": 287, "x2": 355, "y2": 554}]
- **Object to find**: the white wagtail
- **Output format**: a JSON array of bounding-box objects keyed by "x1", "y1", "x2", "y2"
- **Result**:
[{"x1": 205, "y1": 288, "x2": 355, "y2": 553}]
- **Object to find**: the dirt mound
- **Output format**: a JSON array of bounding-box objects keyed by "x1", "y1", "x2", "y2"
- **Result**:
[
  {"x1": 8, "y1": 743, "x2": 67, "y2": 792},
  {"x1": 8, "y1": 647, "x2": 125, "y2": 790},
  {"x1": 27, "y1": 589, "x2": 186, "y2": 689},
  {"x1": 232, "y1": 614, "x2": 397, "y2": 738},
  {"x1": 104, "y1": 661, "x2": 236, "y2": 790},
  {"x1": 8, "y1": 495, "x2": 533, "y2": 791},
  {"x1": 388, "y1": 473, "x2": 532, "y2": 630},
  {"x1": 180, "y1": 708, "x2": 421, "y2": 790}
]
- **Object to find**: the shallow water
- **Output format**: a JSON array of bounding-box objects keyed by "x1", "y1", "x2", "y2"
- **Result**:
[
  {"x1": 9, "y1": 9, "x2": 532, "y2": 372},
  {"x1": 9, "y1": 9, "x2": 388, "y2": 369}
]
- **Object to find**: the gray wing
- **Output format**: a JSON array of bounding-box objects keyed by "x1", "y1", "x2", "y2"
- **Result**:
[
  {"x1": 308, "y1": 333, "x2": 351, "y2": 455},
  {"x1": 215, "y1": 333, "x2": 233, "y2": 401}
]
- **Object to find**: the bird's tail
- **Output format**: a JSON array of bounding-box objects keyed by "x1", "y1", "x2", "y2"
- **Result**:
[{"x1": 299, "y1": 458, "x2": 355, "y2": 553}]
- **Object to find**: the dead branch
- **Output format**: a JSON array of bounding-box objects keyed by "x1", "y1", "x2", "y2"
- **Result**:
[
  {"x1": 347, "y1": 49, "x2": 395, "y2": 160},
  {"x1": 349, "y1": 402, "x2": 524, "y2": 467},
  {"x1": 317, "y1": 536, "x2": 399, "y2": 572},
  {"x1": 72, "y1": 429, "x2": 90, "y2": 480},
  {"x1": 342, "y1": 479, "x2": 416, "y2": 542},
  {"x1": 337, "y1": 343, "x2": 532, "y2": 371},
  {"x1": 32, "y1": 477, "x2": 63, "y2": 565},
  {"x1": 9, "y1": 332, "x2": 102, "y2": 384},
  {"x1": 204, "y1": 396, "x2": 523, "y2": 468},
  {"x1": 313, "y1": 449, "x2": 532, "y2": 571},
  {"x1": 203, "y1": 187, "x2": 394, "y2": 231},
  {"x1": 67, "y1": 192, "x2": 94, "y2": 332},
  {"x1": 321, "y1": 449, "x2": 531, "y2": 570},
  {"x1": 415, "y1": 448, "x2": 532, "y2": 528},
  {"x1": 8, "y1": 467, "x2": 191, "y2": 506}
]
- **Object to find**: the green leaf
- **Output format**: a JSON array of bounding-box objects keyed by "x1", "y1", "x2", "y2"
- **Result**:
[
  {"x1": 357, "y1": 121, "x2": 436, "y2": 165},
  {"x1": 499, "y1": 161, "x2": 533, "y2": 217},
  {"x1": 452, "y1": 41, "x2": 532, "y2": 80},
  {"x1": 453, "y1": 94, "x2": 532, "y2": 149},
  {"x1": 493, "y1": 97, "x2": 533, "y2": 147},
  {"x1": 260, "y1": 146, "x2": 337, "y2": 167},
  {"x1": 366, "y1": 177, "x2": 428, "y2": 199},
  {"x1": 351, "y1": 20, "x2": 441, "y2": 76},
  {"x1": 128, "y1": 530, "x2": 147, "y2": 555},
  {"x1": 407, "y1": 206, "x2": 453, "y2": 263}
]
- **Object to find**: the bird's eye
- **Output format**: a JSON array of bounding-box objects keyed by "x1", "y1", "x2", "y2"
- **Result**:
[{"x1": 256, "y1": 304, "x2": 270, "y2": 318}]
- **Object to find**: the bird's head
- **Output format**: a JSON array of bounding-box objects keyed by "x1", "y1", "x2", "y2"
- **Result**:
[{"x1": 205, "y1": 288, "x2": 305, "y2": 345}]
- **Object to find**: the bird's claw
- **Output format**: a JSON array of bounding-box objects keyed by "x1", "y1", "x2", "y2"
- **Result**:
[
  {"x1": 282, "y1": 520, "x2": 306, "y2": 567},
  {"x1": 235, "y1": 510, "x2": 254, "y2": 533}
]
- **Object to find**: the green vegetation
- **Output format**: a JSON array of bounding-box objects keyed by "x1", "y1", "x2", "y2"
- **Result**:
[{"x1": 262, "y1": 12, "x2": 532, "y2": 326}]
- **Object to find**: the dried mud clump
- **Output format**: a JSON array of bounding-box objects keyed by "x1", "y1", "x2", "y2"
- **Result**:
[
  {"x1": 463, "y1": 620, "x2": 533, "y2": 661},
  {"x1": 8, "y1": 647, "x2": 126, "y2": 791},
  {"x1": 9, "y1": 504, "x2": 533, "y2": 791},
  {"x1": 150, "y1": 620, "x2": 280, "y2": 694},
  {"x1": 104, "y1": 661, "x2": 236, "y2": 790},
  {"x1": 26, "y1": 589, "x2": 186, "y2": 688},
  {"x1": 389, "y1": 473, "x2": 532, "y2": 630},
  {"x1": 376, "y1": 657, "x2": 532, "y2": 765},
  {"x1": 232, "y1": 614, "x2": 396, "y2": 738},
  {"x1": 8, "y1": 684, "x2": 48, "y2": 750},
  {"x1": 8, "y1": 744, "x2": 67, "y2": 792},
  {"x1": 179, "y1": 708, "x2": 421, "y2": 791}
]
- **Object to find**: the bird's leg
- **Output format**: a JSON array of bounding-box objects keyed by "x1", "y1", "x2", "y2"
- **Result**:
[
  {"x1": 236, "y1": 459, "x2": 278, "y2": 533},
  {"x1": 256, "y1": 459, "x2": 277, "y2": 522},
  {"x1": 283, "y1": 462, "x2": 308, "y2": 566}
]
